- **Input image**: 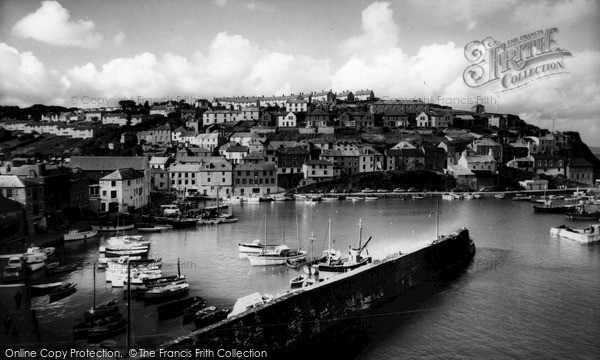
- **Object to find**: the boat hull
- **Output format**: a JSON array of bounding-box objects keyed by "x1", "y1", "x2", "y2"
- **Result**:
[
  {"x1": 64, "y1": 230, "x2": 98, "y2": 241},
  {"x1": 92, "y1": 223, "x2": 135, "y2": 232},
  {"x1": 550, "y1": 225, "x2": 600, "y2": 244},
  {"x1": 247, "y1": 252, "x2": 308, "y2": 266},
  {"x1": 154, "y1": 229, "x2": 475, "y2": 356}
]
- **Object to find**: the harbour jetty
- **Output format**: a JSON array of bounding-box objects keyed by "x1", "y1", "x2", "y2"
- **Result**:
[{"x1": 150, "y1": 228, "x2": 475, "y2": 357}]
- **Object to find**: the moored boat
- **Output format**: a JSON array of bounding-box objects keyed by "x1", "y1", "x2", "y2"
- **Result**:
[
  {"x1": 64, "y1": 229, "x2": 98, "y2": 241},
  {"x1": 49, "y1": 282, "x2": 77, "y2": 302},
  {"x1": 157, "y1": 295, "x2": 204, "y2": 320},
  {"x1": 86, "y1": 318, "x2": 126, "y2": 343},
  {"x1": 46, "y1": 263, "x2": 79, "y2": 274},
  {"x1": 31, "y1": 282, "x2": 63, "y2": 296},
  {"x1": 144, "y1": 282, "x2": 190, "y2": 302},
  {"x1": 533, "y1": 201, "x2": 576, "y2": 213},
  {"x1": 91, "y1": 222, "x2": 135, "y2": 232},
  {"x1": 194, "y1": 308, "x2": 230, "y2": 329},
  {"x1": 247, "y1": 245, "x2": 308, "y2": 266},
  {"x1": 550, "y1": 224, "x2": 600, "y2": 244},
  {"x1": 23, "y1": 246, "x2": 48, "y2": 272},
  {"x1": 73, "y1": 314, "x2": 123, "y2": 340},
  {"x1": 290, "y1": 275, "x2": 307, "y2": 288}
]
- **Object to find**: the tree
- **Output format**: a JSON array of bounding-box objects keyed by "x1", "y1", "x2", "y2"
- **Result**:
[{"x1": 119, "y1": 100, "x2": 137, "y2": 111}]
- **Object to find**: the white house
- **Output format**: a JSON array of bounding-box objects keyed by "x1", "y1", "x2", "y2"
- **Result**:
[
  {"x1": 202, "y1": 109, "x2": 240, "y2": 125},
  {"x1": 302, "y1": 160, "x2": 335, "y2": 184},
  {"x1": 285, "y1": 99, "x2": 309, "y2": 113},
  {"x1": 99, "y1": 168, "x2": 148, "y2": 213},
  {"x1": 278, "y1": 112, "x2": 298, "y2": 127},
  {"x1": 102, "y1": 113, "x2": 129, "y2": 126}
]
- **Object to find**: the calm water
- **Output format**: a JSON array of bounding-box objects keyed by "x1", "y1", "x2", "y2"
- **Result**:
[{"x1": 30, "y1": 198, "x2": 600, "y2": 358}]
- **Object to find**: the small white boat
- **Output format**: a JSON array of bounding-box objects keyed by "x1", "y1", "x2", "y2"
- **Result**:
[
  {"x1": 494, "y1": 193, "x2": 506, "y2": 199},
  {"x1": 364, "y1": 196, "x2": 378, "y2": 201},
  {"x1": 472, "y1": 193, "x2": 482, "y2": 199},
  {"x1": 347, "y1": 196, "x2": 363, "y2": 201},
  {"x1": 64, "y1": 229, "x2": 98, "y2": 241},
  {"x1": 411, "y1": 195, "x2": 424, "y2": 200},
  {"x1": 228, "y1": 292, "x2": 265, "y2": 318},
  {"x1": 247, "y1": 245, "x2": 308, "y2": 266},
  {"x1": 224, "y1": 196, "x2": 245, "y2": 204},
  {"x1": 23, "y1": 246, "x2": 50, "y2": 272},
  {"x1": 550, "y1": 224, "x2": 600, "y2": 244},
  {"x1": 137, "y1": 225, "x2": 172, "y2": 233},
  {"x1": 302, "y1": 278, "x2": 316, "y2": 288},
  {"x1": 452, "y1": 193, "x2": 463, "y2": 200},
  {"x1": 290, "y1": 275, "x2": 307, "y2": 288},
  {"x1": 238, "y1": 239, "x2": 273, "y2": 254},
  {"x1": 92, "y1": 223, "x2": 135, "y2": 232},
  {"x1": 464, "y1": 194, "x2": 474, "y2": 200},
  {"x1": 442, "y1": 193, "x2": 454, "y2": 200}
]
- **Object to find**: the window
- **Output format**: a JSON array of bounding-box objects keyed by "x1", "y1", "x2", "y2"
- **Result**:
[
  {"x1": 6, "y1": 188, "x2": 13, "y2": 198},
  {"x1": 128, "y1": 180, "x2": 131, "y2": 186},
  {"x1": 102, "y1": 190, "x2": 107, "y2": 196},
  {"x1": 207, "y1": 178, "x2": 211, "y2": 183},
  {"x1": 111, "y1": 181, "x2": 116, "y2": 187},
  {"x1": 111, "y1": 190, "x2": 117, "y2": 198}
]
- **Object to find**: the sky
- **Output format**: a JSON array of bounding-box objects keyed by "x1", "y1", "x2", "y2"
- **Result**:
[{"x1": 0, "y1": 0, "x2": 599, "y2": 145}]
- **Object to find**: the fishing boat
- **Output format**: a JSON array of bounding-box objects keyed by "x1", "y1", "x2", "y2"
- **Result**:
[
  {"x1": 290, "y1": 275, "x2": 307, "y2": 288},
  {"x1": 49, "y1": 282, "x2": 77, "y2": 302},
  {"x1": 317, "y1": 219, "x2": 373, "y2": 278},
  {"x1": 533, "y1": 200, "x2": 576, "y2": 213},
  {"x1": 157, "y1": 295, "x2": 204, "y2": 320},
  {"x1": 565, "y1": 204, "x2": 600, "y2": 221},
  {"x1": 144, "y1": 283, "x2": 190, "y2": 302},
  {"x1": 513, "y1": 194, "x2": 533, "y2": 201},
  {"x1": 91, "y1": 221, "x2": 135, "y2": 232},
  {"x1": 347, "y1": 196, "x2": 363, "y2": 201},
  {"x1": 550, "y1": 224, "x2": 600, "y2": 244},
  {"x1": 103, "y1": 246, "x2": 149, "y2": 258},
  {"x1": 23, "y1": 246, "x2": 49, "y2": 272},
  {"x1": 30, "y1": 282, "x2": 63, "y2": 296},
  {"x1": 182, "y1": 298, "x2": 209, "y2": 323},
  {"x1": 136, "y1": 224, "x2": 173, "y2": 233},
  {"x1": 47, "y1": 263, "x2": 79, "y2": 274},
  {"x1": 87, "y1": 318, "x2": 126, "y2": 343},
  {"x1": 194, "y1": 307, "x2": 230, "y2": 329},
  {"x1": 73, "y1": 314, "x2": 123, "y2": 340},
  {"x1": 247, "y1": 245, "x2": 307, "y2": 266},
  {"x1": 64, "y1": 229, "x2": 98, "y2": 241},
  {"x1": 239, "y1": 239, "x2": 271, "y2": 255}
]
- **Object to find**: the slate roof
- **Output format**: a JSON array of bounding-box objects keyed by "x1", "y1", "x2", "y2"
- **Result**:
[
  {"x1": 101, "y1": 168, "x2": 144, "y2": 180},
  {"x1": 69, "y1": 156, "x2": 148, "y2": 171},
  {"x1": 568, "y1": 158, "x2": 593, "y2": 167}
]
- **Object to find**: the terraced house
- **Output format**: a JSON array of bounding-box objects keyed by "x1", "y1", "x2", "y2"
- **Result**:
[{"x1": 232, "y1": 163, "x2": 278, "y2": 196}]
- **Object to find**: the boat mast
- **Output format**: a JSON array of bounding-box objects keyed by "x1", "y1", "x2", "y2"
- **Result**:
[
  {"x1": 177, "y1": 257, "x2": 181, "y2": 278},
  {"x1": 358, "y1": 219, "x2": 362, "y2": 250},
  {"x1": 296, "y1": 215, "x2": 300, "y2": 252},
  {"x1": 436, "y1": 198, "x2": 440, "y2": 239},
  {"x1": 126, "y1": 260, "x2": 131, "y2": 354},
  {"x1": 328, "y1": 219, "x2": 331, "y2": 265},
  {"x1": 92, "y1": 261, "x2": 96, "y2": 310},
  {"x1": 310, "y1": 232, "x2": 314, "y2": 262},
  {"x1": 264, "y1": 214, "x2": 268, "y2": 249}
]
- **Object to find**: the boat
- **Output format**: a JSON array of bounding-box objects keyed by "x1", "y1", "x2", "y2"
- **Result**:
[
  {"x1": 463, "y1": 193, "x2": 474, "y2": 200},
  {"x1": 411, "y1": 195, "x2": 424, "y2": 200},
  {"x1": 321, "y1": 196, "x2": 339, "y2": 201},
  {"x1": 103, "y1": 246, "x2": 149, "y2": 257},
  {"x1": 23, "y1": 246, "x2": 48, "y2": 272},
  {"x1": 347, "y1": 196, "x2": 363, "y2": 201},
  {"x1": 317, "y1": 219, "x2": 373, "y2": 278},
  {"x1": 73, "y1": 314, "x2": 123, "y2": 340},
  {"x1": 494, "y1": 193, "x2": 506, "y2": 199},
  {"x1": 47, "y1": 263, "x2": 79, "y2": 274},
  {"x1": 472, "y1": 193, "x2": 482, "y2": 199},
  {"x1": 155, "y1": 228, "x2": 475, "y2": 354},
  {"x1": 194, "y1": 308, "x2": 230, "y2": 329},
  {"x1": 271, "y1": 194, "x2": 294, "y2": 201},
  {"x1": 247, "y1": 245, "x2": 308, "y2": 266},
  {"x1": 48, "y1": 282, "x2": 77, "y2": 302},
  {"x1": 87, "y1": 318, "x2": 126, "y2": 343},
  {"x1": 302, "y1": 278, "x2": 316, "y2": 287},
  {"x1": 290, "y1": 275, "x2": 307, "y2": 288},
  {"x1": 64, "y1": 229, "x2": 98, "y2": 241},
  {"x1": 84, "y1": 299, "x2": 120, "y2": 322},
  {"x1": 452, "y1": 193, "x2": 463, "y2": 200},
  {"x1": 182, "y1": 298, "x2": 209, "y2": 323},
  {"x1": 247, "y1": 194, "x2": 273, "y2": 203},
  {"x1": 224, "y1": 195, "x2": 245, "y2": 203},
  {"x1": 513, "y1": 194, "x2": 533, "y2": 201},
  {"x1": 550, "y1": 224, "x2": 600, "y2": 244},
  {"x1": 441, "y1": 193, "x2": 454, "y2": 200},
  {"x1": 46, "y1": 262, "x2": 59, "y2": 272},
  {"x1": 286, "y1": 258, "x2": 306, "y2": 269},
  {"x1": 144, "y1": 283, "x2": 190, "y2": 302},
  {"x1": 157, "y1": 295, "x2": 204, "y2": 320},
  {"x1": 533, "y1": 200, "x2": 577, "y2": 213},
  {"x1": 305, "y1": 196, "x2": 322, "y2": 203},
  {"x1": 91, "y1": 221, "x2": 135, "y2": 232},
  {"x1": 30, "y1": 282, "x2": 63, "y2": 296},
  {"x1": 364, "y1": 196, "x2": 378, "y2": 201},
  {"x1": 137, "y1": 224, "x2": 173, "y2": 233},
  {"x1": 565, "y1": 204, "x2": 600, "y2": 221}
]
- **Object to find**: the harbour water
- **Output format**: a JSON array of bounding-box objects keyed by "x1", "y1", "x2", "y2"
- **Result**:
[{"x1": 24, "y1": 198, "x2": 600, "y2": 358}]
